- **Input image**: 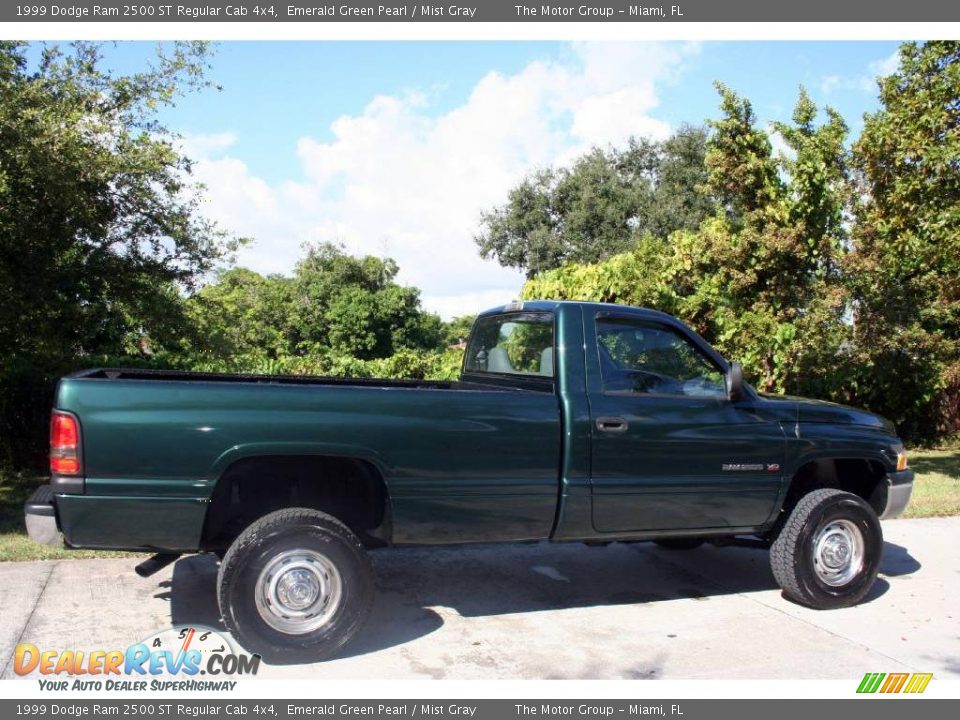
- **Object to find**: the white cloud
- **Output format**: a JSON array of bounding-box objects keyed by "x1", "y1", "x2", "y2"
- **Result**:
[
  {"x1": 819, "y1": 75, "x2": 841, "y2": 95},
  {"x1": 179, "y1": 131, "x2": 238, "y2": 159},
  {"x1": 869, "y1": 50, "x2": 900, "y2": 78},
  {"x1": 421, "y1": 289, "x2": 523, "y2": 320},
  {"x1": 186, "y1": 42, "x2": 696, "y2": 319},
  {"x1": 820, "y1": 49, "x2": 901, "y2": 97},
  {"x1": 570, "y1": 88, "x2": 672, "y2": 148}
]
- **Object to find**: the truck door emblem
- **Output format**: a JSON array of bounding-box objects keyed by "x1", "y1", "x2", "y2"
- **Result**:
[{"x1": 722, "y1": 463, "x2": 780, "y2": 472}]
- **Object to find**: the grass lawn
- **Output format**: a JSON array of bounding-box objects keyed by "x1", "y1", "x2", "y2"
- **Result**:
[
  {"x1": 902, "y1": 446, "x2": 960, "y2": 518},
  {"x1": 1, "y1": 445, "x2": 958, "y2": 562}
]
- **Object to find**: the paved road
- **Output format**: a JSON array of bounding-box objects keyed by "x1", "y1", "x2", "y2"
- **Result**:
[{"x1": 1, "y1": 517, "x2": 957, "y2": 680}]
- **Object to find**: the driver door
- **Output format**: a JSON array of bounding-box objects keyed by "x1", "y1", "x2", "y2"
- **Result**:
[{"x1": 588, "y1": 314, "x2": 785, "y2": 533}]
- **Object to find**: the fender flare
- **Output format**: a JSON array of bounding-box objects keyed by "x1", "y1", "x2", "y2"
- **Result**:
[{"x1": 206, "y1": 441, "x2": 393, "y2": 487}]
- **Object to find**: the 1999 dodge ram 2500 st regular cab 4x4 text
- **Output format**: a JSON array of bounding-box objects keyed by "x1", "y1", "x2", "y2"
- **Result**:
[{"x1": 25, "y1": 301, "x2": 913, "y2": 661}]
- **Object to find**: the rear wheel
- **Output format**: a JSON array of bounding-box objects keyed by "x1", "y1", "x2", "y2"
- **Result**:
[
  {"x1": 217, "y1": 508, "x2": 374, "y2": 663},
  {"x1": 770, "y1": 488, "x2": 882, "y2": 609},
  {"x1": 654, "y1": 538, "x2": 705, "y2": 550}
]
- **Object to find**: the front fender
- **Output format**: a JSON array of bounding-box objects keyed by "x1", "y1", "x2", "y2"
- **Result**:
[{"x1": 786, "y1": 423, "x2": 900, "y2": 479}]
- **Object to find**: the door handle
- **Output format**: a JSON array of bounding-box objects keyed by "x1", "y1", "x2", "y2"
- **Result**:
[{"x1": 596, "y1": 417, "x2": 629, "y2": 433}]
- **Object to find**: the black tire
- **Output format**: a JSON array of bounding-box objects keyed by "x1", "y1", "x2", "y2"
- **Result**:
[
  {"x1": 654, "y1": 538, "x2": 706, "y2": 550},
  {"x1": 217, "y1": 508, "x2": 374, "y2": 663},
  {"x1": 770, "y1": 488, "x2": 882, "y2": 609}
]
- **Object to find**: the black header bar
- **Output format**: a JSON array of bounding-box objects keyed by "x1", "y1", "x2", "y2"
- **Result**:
[{"x1": 4, "y1": 1, "x2": 960, "y2": 23}]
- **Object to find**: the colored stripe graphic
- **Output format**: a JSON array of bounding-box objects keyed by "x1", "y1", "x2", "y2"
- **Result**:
[
  {"x1": 903, "y1": 673, "x2": 933, "y2": 694},
  {"x1": 857, "y1": 672, "x2": 932, "y2": 694},
  {"x1": 881, "y1": 673, "x2": 909, "y2": 693},
  {"x1": 857, "y1": 672, "x2": 885, "y2": 693}
]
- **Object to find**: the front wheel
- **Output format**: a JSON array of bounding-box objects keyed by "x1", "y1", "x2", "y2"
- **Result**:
[
  {"x1": 770, "y1": 488, "x2": 883, "y2": 609},
  {"x1": 217, "y1": 508, "x2": 374, "y2": 663}
]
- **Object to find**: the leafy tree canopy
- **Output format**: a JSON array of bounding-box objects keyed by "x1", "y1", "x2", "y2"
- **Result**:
[
  {"x1": 0, "y1": 40, "x2": 237, "y2": 470},
  {"x1": 186, "y1": 242, "x2": 444, "y2": 363},
  {"x1": 844, "y1": 41, "x2": 960, "y2": 438},
  {"x1": 441, "y1": 315, "x2": 477, "y2": 347},
  {"x1": 524, "y1": 85, "x2": 849, "y2": 398},
  {"x1": 475, "y1": 125, "x2": 713, "y2": 277},
  {"x1": 0, "y1": 41, "x2": 237, "y2": 362}
]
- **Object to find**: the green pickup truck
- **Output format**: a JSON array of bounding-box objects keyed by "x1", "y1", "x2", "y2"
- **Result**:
[{"x1": 25, "y1": 300, "x2": 913, "y2": 661}]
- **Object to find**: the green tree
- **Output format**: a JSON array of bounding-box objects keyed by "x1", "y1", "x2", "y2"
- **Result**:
[
  {"x1": 670, "y1": 84, "x2": 849, "y2": 392},
  {"x1": 0, "y1": 41, "x2": 236, "y2": 470},
  {"x1": 770, "y1": 87, "x2": 851, "y2": 400},
  {"x1": 288, "y1": 242, "x2": 442, "y2": 360},
  {"x1": 525, "y1": 84, "x2": 851, "y2": 396},
  {"x1": 476, "y1": 126, "x2": 713, "y2": 277},
  {"x1": 441, "y1": 315, "x2": 477, "y2": 347},
  {"x1": 185, "y1": 243, "x2": 444, "y2": 364},
  {"x1": 844, "y1": 41, "x2": 960, "y2": 439},
  {"x1": 186, "y1": 268, "x2": 293, "y2": 360},
  {"x1": 705, "y1": 83, "x2": 784, "y2": 219},
  {"x1": 0, "y1": 41, "x2": 236, "y2": 362},
  {"x1": 644, "y1": 125, "x2": 714, "y2": 238},
  {"x1": 773, "y1": 88, "x2": 848, "y2": 251}
]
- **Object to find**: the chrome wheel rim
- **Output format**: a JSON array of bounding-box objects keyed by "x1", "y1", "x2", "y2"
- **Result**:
[
  {"x1": 255, "y1": 549, "x2": 343, "y2": 634},
  {"x1": 812, "y1": 519, "x2": 864, "y2": 587}
]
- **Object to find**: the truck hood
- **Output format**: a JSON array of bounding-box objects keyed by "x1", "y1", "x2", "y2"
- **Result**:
[{"x1": 758, "y1": 393, "x2": 896, "y2": 434}]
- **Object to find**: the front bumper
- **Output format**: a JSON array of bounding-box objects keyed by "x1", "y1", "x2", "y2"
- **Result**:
[
  {"x1": 24, "y1": 484, "x2": 63, "y2": 547},
  {"x1": 879, "y1": 469, "x2": 914, "y2": 520}
]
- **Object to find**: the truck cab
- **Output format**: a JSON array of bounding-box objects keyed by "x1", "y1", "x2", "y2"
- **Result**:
[{"x1": 463, "y1": 301, "x2": 909, "y2": 541}]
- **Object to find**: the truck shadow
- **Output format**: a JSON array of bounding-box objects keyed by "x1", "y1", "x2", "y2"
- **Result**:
[{"x1": 164, "y1": 538, "x2": 921, "y2": 664}]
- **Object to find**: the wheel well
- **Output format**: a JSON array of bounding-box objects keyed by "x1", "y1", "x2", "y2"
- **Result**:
[
  {"x1": 201, "y1": 455, "x2": 391, "y2": 551},
  {"x1": 781, "y1": 458, "x2": 888, "y2": 521}
]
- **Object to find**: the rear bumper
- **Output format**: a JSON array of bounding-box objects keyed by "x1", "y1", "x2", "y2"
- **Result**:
[
  {"x1": 24, "y1": 485, "x2": 63, "y2": 547},
  {"x1": 879, "y1": 469, "x2": 914, "y2": 520}
]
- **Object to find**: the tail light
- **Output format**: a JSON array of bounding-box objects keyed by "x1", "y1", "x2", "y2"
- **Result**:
[{"x1": 50, "y1": 411, "x2": 82, "y2": 476}]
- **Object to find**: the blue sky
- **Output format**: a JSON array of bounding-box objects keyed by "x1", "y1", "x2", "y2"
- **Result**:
[{"x1": 60, "y1": 41, "x2": 903, "y2": 317}]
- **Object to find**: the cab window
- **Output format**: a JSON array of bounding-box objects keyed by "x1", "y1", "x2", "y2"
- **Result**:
[
  {"x1": 596, "y1": 317, "x2": 725, "y2": 398},
  {"x1": 465, "y1": 312, "x2": 555, "y2": 378}
]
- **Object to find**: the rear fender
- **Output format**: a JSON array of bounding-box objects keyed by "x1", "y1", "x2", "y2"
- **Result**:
[{"x1": 207, "y1": 442, "x2": 392, "y2": 488}]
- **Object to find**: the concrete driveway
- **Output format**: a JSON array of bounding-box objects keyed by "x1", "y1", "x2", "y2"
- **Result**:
[{"x1": 1, "y1": 516, "x2": 957, "y2": 680}]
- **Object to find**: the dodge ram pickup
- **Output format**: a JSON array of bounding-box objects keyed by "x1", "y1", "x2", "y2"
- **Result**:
[{"x1": 25, "y1": 301, "x2": 914, "y2": 661}]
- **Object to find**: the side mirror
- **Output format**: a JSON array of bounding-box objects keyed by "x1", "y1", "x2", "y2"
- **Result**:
[{"x1": 726, "y1": 361, "x2": 745, "y2": 402}]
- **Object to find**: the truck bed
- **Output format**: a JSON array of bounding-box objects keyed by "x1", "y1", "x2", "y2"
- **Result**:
[{"x1": 53, "y1": 366, "x2": 563, "y2": 550}]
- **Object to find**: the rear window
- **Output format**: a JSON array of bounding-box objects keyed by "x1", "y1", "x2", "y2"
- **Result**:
[{"x1": 464, "y1": 312, "x2": 555, "y2": 378}]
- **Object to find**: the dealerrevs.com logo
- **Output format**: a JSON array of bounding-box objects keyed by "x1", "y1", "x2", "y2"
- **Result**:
[
  {"x1": 13, "y1": 626, "x2": 260, "y2": 692},
  {"x1": 857, "y1": 672, "x2": 933, "y2": 694}
]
